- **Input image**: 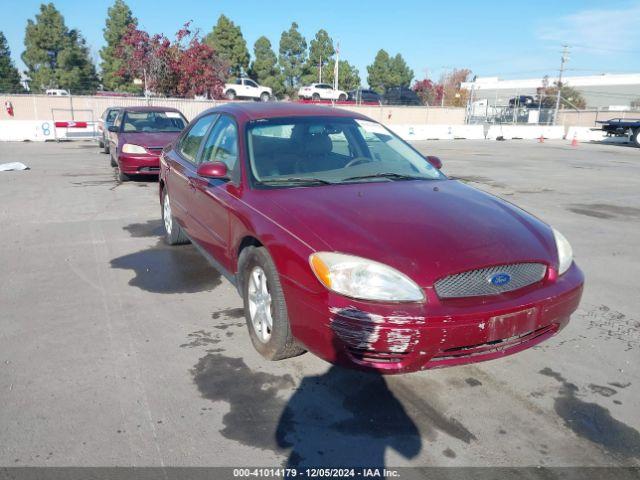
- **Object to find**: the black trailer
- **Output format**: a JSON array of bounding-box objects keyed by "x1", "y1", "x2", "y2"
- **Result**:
[{"x1": 596, "y1": 118, "x2": 640, "y2": 147}]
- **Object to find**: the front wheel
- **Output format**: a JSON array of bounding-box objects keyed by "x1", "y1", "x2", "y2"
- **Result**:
[
  {"x1": 632, "y1": 128, "x2": 640, "y2": 147},
  {"x1": 239, "y1": 246, "x2": 305, "y2": 360},
  {"x1": 338, "y1": 94, "x2": 347, "y2": 101},
  {"x1": 260, "y1": 92, "x2": 270, "y2": 102},
  {"x1": 312, "y1": 93, "x2": 320, "y2": 101},
  {"x1": 226, "y1": 89, "x2": 236, "y2": 100},
  {"x1": 161, "y1": 189, "x2": 189, "y2": 245}
]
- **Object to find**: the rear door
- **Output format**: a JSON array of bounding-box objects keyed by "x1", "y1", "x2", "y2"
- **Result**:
[
  {"x1": 164, "y1": 113, "x2": 218, "y2": 234},
  {"x1": 189, "y1": 114, "x2": 240, "y2": 270}
]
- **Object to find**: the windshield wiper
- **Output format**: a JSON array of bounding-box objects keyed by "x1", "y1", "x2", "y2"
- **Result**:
[
  {"x1": 257, "y1": 177, "x2": 334, "y2": 186},
  {"x1": 341, "y1": 172, "x2": 427, "y2": 182}
]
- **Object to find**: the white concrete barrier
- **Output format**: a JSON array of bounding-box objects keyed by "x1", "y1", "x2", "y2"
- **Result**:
[
  {"x1": 565, "y1": 126, "x2": 630, "y2": 143},
  {"x1": 0, "y1": 120, "x2": 55, "y2": 141},
  {"x1": 388, "y1": 124, "x2": 484, "y2": 140},
  {"x1": 486, "y1": 125, "x2": 564, "y2": 140}
]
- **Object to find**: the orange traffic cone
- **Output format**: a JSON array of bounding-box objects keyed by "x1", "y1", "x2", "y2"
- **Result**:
[
  {"x1": 538, "y1": 134, "x2": 544, "y2": 143},
  {"x1": 571, "y1": 133, "x2": 578, "y2": 147}
]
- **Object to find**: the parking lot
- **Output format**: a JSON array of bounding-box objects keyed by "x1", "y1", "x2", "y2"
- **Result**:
[{"x1": 1, "y1": 139, "x2": 639, "y2": 469}]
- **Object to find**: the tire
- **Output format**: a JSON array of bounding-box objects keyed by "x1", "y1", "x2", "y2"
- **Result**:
[
  {"x1": 110, "y1": 152, "x2": 117, "y2": 167},
  {"x1": 312, "y1": 93, "x2": 320, "y2": 101},
  {"x1": 118, "y1": 168, "x2": 130, "y2": 182},
  {"x1": 161, "y1": 188, "x2": 189, "y2": 245},
  {"x1": 338, "y1": 94, "x2": 347, "y2": 101},
  {"x1": 632, "y1": 128, "x2": 640, "y2": 147},
  {"x1": 98, "y1": 139, "x2": 104, "y2": 149},
  {"x1": 103, "y1": 139, "x2": 110, "y2": 154},
  {"x1": 260, "y1": 92, "x2": 270, "y2": 102},
  {"x1": 239, "y1": 246, "x2": 306, "y2": 361},
  {"x1": 226, "y1": 89, "x2": 236, "y2": 100}
]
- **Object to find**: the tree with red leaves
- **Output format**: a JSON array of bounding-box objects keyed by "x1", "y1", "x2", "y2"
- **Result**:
[
  {"x1": 116, "y1": 22, "x2": 227, "y2": 98},
  {"x1": 413, "y1": 78, "x2": 443, "y2": 106}
]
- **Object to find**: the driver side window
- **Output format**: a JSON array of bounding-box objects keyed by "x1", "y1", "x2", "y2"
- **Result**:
[{"x1": 200, "y1": 116, "x2": 239, "y2": 173}]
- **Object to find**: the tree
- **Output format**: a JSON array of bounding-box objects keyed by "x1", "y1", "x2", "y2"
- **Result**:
[
  {"x1": 117, "y1": 23, "x2": 227, "y2": 98},
  {"x1": 100, "y1": 0, "x2": 137, "y2": 92},
  {"x1": 390, "y1": 54, "x2": 413, "y2": 87},
  {"x1": 279, "y1": 22, "x2": 307, "y2": 95},
  {"x1": 22, "y1": 3, "x2": 98, "y2": 94},
  {"x1": 537, "y1": 79, "x2": 586, "y2": 110},
  {"x1": 301, "y1": 29, "x2": 334, "y2": 85},
  {"x1": 249, "y1": 36, "x2": 284, "y2": 97},
  {"x1": 439, "y1": 68, "x2": 471, "y2": 107},
  {"x1": 0, "y1": 31, "x2": 24, "y2": 93},
  {"x1": 204, "y1": 15, "x2": 249, "y2": 77},
  {"x1": 413, "y1": 78, "x2": 443, "y2": 106},
  {"x1": 367, "y1": 49, "x2": 391, "y2": 93},
  {"x1": 324, "y1": 59, "x2": 360, "y2": 91}
]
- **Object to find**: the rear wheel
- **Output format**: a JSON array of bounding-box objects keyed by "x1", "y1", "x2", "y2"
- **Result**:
[
  {"x1": 312, "y1": 93, "x2": 320, "y2": 101},
  {"x1": 239, "y1": 246, "x2": 305, "y2": 360},
  {"x1": 161, "y1": 189, "x2": 189, "y2": 245},
  {"x1": 632, "y1": 128, "x2": 640, "y2": 147},
  {"x1": 226, "y1": 89, "x2": 236, "y2": 100},
  {"x1": 102, "y1": 138, "x2": 110, "y2": 154},
  {"x1": 338, "y1": 93, "x2": 347, "y2": 101}
]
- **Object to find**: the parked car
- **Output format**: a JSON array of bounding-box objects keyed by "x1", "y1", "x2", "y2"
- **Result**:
[
  {"x1": 347, "y1": 88, "x2": 382, "y2": 105},
  {"x1": 382, "y1": 87, "x2": 422, "y2": 106},
  {"x1": 298, "y1": 83, "x2": 348, "y2": 101},
  {"x1": 97, "y1": 107, "x2": 121, "y2": 154},
  {"x1": 158, "y1": 103, "x2": 583, "y2": 374},
  {"x1": 224, "y1": 78, "x2": 272, "y2": 101},
  {"x1": 107, "y1": 106, "x2": 187, "y2": 181},
  {"x1": 45, "y1": 89, "x2": 69, "y2": 96}
]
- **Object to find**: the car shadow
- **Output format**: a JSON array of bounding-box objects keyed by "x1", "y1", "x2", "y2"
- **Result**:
[{"x1": 110, "y1": 220, "x2": 222, "y2": 294}]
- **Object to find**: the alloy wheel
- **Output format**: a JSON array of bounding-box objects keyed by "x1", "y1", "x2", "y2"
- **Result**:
[{"x1": 247, "y1": 266, "x2": 273, "y2": 343}]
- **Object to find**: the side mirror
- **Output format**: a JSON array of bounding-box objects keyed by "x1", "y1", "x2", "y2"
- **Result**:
[
  {"x1": 107, "y1": 125, "x2": 118, "y2": 133},
  {"x1": 197, "y1": 161, "x2": 228, "y2": 179},
  {"x1": 426, "y1": 155, "x2": 443, "y2": 170}
]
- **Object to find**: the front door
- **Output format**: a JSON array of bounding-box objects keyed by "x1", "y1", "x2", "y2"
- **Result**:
[{"x1": 190, "y1": 114, "x2": 240, "y2": 271}]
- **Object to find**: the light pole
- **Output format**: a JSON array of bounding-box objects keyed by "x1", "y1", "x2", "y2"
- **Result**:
[{"x1": 553, "y1": 45, "x2": 569, "y2": 125}]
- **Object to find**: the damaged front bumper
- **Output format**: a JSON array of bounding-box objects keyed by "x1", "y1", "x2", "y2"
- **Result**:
[{"x1": 283, "y1": 263, "x2": 584, "y2": 374}]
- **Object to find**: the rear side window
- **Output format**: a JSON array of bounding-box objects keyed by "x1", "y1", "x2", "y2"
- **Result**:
[{"x1": 177, "y1": 114, "x2": 217, "y2": 163}]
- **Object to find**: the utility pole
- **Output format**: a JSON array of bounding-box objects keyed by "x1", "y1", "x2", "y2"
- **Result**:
[{"x1": 553, "y1": 45, "x2": 569, "y2": 125}]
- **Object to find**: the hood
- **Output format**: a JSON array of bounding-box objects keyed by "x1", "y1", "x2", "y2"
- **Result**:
[
  {"x1": 265, "y1": 179, "x2": 557, "y2": 286},
  {"x1": 119, "y1": 131, "x2": 181, "y2": 149}
]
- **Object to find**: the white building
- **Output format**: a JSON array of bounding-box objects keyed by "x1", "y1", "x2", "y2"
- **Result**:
[{"x1": 462, "y1": 73, "x2": 640, "y2": 109}]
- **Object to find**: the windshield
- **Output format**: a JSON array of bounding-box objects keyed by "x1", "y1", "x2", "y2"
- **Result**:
[
  {"x1": 122, "y1": 111, "x2": 187, "y2": 133},
  {"x1": 246, "y1": 116, "x2": 444, "y2": 187}
]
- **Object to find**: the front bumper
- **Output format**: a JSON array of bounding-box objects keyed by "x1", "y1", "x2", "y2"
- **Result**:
[
  {"x1": 282, "y1": 263, "x2": 584, "y2": 374},
  {"x1": 118, "y1": 153, "x2": 160, "y2": 175}
]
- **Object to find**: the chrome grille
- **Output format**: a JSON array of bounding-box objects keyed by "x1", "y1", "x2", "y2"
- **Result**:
[{"x1": 434, "y1": 263, "x2": 547, "y2": 299}]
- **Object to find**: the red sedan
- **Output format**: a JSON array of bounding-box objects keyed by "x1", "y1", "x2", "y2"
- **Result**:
[
  {"x1": 108, "y1": 106, "x2": 187, "y2": 181},
  {"x1": 158, "y1": 103, "x2": 583, "y2": 374}
]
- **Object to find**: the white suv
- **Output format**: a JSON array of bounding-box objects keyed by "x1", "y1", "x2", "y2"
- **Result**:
[
  {"x1": 298, "y1": 83, "x2": 348, "y2": 101},
  {"x1": 224, "y1": 78, "x2": 272, "y2": 101}
]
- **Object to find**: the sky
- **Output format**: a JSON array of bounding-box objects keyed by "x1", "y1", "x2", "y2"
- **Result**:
[{"x1": 2, "y1": 0, "x2": 640, "y2": 86}]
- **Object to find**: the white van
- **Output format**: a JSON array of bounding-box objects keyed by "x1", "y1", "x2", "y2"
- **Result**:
[{"x1": 46, "y1": 89, "x2": 70, "y2": 96}]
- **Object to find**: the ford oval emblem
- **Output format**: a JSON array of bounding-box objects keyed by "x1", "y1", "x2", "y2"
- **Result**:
[{"x1": 489, "y1": 272, "x2": 511, "y2": 286}]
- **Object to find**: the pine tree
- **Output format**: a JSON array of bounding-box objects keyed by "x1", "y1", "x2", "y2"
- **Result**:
[
  {"x1": 204, "y1": 15, "x2": 249, "y2": 77},
  {"x1": 249, "y1": 36, "x2": 284, "y2": 98},
  {"x1": 278, "y1": 22, "x2": 307, "y2": 94},
  {"x1": 0, "y1": 31, "x2": 24, "y2": 93},
  {"x1": 22, "y1": 3, "x2": 98, "y2": 94},
  {"x1": 301, "y1": 29, "x2": 334, "y2": 85},
  {"x1": 100, "y1": 0, "x2": 137, "y2": 92},
  {"x1": 325, "y1": 59, "x2": 360, "y2": 91},
  {"x1": 366, "y1": 49, "x2": 413, "y2": 92}
]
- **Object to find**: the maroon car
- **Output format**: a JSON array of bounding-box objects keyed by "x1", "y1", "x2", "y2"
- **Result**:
[
  {"x1": 108, "y1": 106, "x2": 187, "y2": 181},
  {"x1": 158, "y1": 103, "x2": 583, "y2": 374}
]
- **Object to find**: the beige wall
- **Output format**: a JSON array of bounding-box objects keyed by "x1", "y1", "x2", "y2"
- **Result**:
[{"x1": 0, "y1": 94, "x2": 466, "y2": 125}]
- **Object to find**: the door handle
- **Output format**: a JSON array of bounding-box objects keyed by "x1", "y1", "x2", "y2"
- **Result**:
[{"x1": 187, "y1": 178, "x2": 197, "y2": 191}]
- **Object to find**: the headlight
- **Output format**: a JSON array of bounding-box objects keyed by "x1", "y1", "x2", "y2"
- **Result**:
[
  {"x1": 552, "y1": 228, "x2": 573, "y2": 275},
  {"x1": 122, "y1": 143, "x2": 147, "y2": 154},
  {"x1": 309, "y1": 252, "x2": 424, "y2": 302}
]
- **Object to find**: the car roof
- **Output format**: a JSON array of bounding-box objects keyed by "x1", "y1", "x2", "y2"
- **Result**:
[
  {"x1": 120, "y1": 106, "x2": 183, "y2": 113},
  {"x1": 204, "y1": 102, "x2": 371, "y2": 123}
]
